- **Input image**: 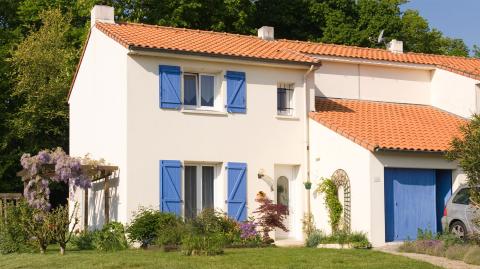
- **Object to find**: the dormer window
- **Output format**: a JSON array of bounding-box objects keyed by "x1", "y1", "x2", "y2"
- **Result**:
[
  {"x1": 183, "y1": 73, "x2": 215, "y2": 108},
  {"x1": 277, "y1": 83, "x2": 294, "y2": 116}
]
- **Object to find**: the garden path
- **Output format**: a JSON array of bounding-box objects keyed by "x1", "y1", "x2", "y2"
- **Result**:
[{"x1": 377, "y1": 244, "x2": 480, "y2": 269}]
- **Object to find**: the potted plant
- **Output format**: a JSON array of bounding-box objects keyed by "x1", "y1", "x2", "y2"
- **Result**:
[{"x1": 304, "y1": 181, "x2": 312, "y2": 190}]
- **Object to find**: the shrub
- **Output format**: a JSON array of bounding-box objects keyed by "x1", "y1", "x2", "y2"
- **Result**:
[
  {"x1": 463, "y1": 246, "x2": 480, "y2": 265},
  {"x1": 179, "y1": 209, "x2": 240, "y2": 255},
  {"x1": 0, "y1": 202, "x2": 32, "y2": 254},
  {"x1": 156, "y1": 216, "x2": 184, "y2": 250},
  {"x1": 127, "y1": 208, "x2": 164, "y2": 249},
  {"x1": 46, "y1": 204, "x2": 79, "y2": 255},
  {"x1": 16, "y1": 201, "x2": 51, "y2": 254},
  {"x1": 70, "y1": 230, "x2": 97, "y2": 250},
  {"x1": 438, "y1": 232, "x2": 464, "y2": 248},
  {"x1": 302, "y1": 213, "x2": 316, "y2": 238},
  {"x1": 94, "y1": 222, "x2": 129, "y2": 251},
  {"x1": 445, "y1": 244, "x2": 470, "y2": 260},
  {"x1": 417, "y1": 228, "x2": 435, "y2": 240},
  {"x1": 253, "y1": 197, "x2": 288, "y2": 242},
  {"x1": 305, "y1": 230, "x2": 326, "y2": 248},
  {"x1": 181, "y1": 231, "x2": 225, "y2": 256},
  {"x1": 348, "y1": 232, "x2": 372, "y2": 249}
]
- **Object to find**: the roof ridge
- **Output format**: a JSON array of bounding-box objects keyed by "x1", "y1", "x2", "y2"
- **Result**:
[
  {"x1": 112, "y1": 22, "x2": 480, "y2": 62},
  {"x1": 113, "y1": 21, "x2": 262, "y2": 40}
]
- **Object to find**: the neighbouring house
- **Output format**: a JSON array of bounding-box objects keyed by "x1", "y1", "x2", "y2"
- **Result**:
[{"x1": 69, "y1": 5, "x2": 480, "y2": 246}]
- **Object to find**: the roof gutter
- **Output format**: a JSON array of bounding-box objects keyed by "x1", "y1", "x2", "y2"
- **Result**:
[
  {"x1": 373, "y1": 147, "x2": 447, "y2": 155},
  {"x1": 128, "y1": 45, "x2": 320, "y2": 69}
]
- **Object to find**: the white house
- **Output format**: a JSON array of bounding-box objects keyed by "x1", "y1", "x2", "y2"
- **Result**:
[{"x1": 69, "y1": 5, "x2": 480, "y2": 246}]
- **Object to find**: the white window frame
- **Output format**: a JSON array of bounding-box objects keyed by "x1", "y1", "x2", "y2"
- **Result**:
[
  {"x1": 182, "y1": 163, "x2": 218, "y2": 217},
  {"x1": 183, "y1": 73, "x2": 217, "y2": 110},
  {"x1": 277, "y1": 83, "x2": 295, "y2": 116}
]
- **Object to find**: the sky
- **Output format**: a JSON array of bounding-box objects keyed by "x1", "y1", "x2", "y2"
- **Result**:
[{"x1": 401, "y1": 0, "x2": 480, "y2": 54}]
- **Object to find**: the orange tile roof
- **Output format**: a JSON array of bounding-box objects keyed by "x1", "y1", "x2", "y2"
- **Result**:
[
  {"x1": 309, "y1": 98, "x2": 467, "y2": 152},
  {"x1": 95, "y1": 22, "x2": 480, "y2": 80}
]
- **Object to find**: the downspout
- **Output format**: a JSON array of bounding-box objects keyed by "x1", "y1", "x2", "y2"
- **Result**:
[{"x1": 303, "y1": 64, "x2": 319, "y2": 218}]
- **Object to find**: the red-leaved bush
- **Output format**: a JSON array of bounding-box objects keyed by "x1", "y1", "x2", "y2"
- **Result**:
[{"x1": 253, "y1": 197, "x2": 288, "y2": 242}]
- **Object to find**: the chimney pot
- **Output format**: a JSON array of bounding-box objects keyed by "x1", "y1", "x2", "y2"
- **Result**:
[
  {"x1": 91, "y1": 5, "x2": 114, "y2": 28},
  {"x1": 258, "y1": 26, "x2": 274, "y2": 40},
  {"x1": 387, "y1": 39, "x2": 403, "y2": 54}
]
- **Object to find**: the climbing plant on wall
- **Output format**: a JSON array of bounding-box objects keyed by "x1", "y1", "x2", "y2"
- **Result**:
[{"x1": 315, "y1": 178, "x2": 343, "y2": 233}]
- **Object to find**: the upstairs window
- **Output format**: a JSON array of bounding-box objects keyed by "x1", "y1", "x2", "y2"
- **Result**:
[
  {"x1": 277, "y1": 83, "x2": 294, "y2": 116},
  {"x1": 183, "y1": 73, "x2": 215, "y2": 108}
]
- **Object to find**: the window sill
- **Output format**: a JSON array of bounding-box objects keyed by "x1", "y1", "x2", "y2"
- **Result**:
[
  {"x1": 182, "y1": 109, "x2": 228, "y2": 116},
  {"x1": 275, "y1": 115, "x2": 300, "y2": 121}
]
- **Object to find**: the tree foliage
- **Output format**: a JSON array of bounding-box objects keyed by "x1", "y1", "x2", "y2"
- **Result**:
[{"x1": 447, "y1": 115, "x2": 480, "y2": 209}]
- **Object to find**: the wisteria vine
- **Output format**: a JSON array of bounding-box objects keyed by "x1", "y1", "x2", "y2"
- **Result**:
[{"x1": 20, "y1": 147, "x2": 106, "y2": 211}]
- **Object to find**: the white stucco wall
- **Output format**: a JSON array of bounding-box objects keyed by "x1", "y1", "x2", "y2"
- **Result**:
[
  {"x1": 69, "y1": 28, "x2": 128, "y2": 229},
  {"x1": 315, "y1": 61, "x2": 431, "y2": 104},
  {"x1": 125, "y1": 53, "x2": 311, "y2": 239},
  {"x1": 431, "y1": 68, "x2": 480, "y2": 118},
  {"x1": 309, "y1": 120, "x2": 372, "y2": 238}
]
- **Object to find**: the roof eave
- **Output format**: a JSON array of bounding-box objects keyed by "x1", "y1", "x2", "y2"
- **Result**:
[
  {"x1": 373, "y1": 147, "x2": 447, "y2": 155},
  {"x1": 128, "y1": 45, "x2": 321, "y2": 68}
]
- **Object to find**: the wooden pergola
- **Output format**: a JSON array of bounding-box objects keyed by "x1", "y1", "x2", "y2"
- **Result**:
[{"x1": 18, "y1": 164, "x2": 118, "y2": 228}]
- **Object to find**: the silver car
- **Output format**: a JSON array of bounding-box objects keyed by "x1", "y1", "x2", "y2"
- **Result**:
[{"x1": 442, "y1": 185, "x2": 480, "y2": 238}]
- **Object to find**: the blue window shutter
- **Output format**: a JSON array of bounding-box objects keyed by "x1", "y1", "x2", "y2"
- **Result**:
[
  {"x1": 227, "y1": 162, "x2": 247, "y2": 221},
  {"x1": 160, "y1": 160, "x2": 182, "y2": 215},
  {"x1": 226, "y1": 71, "x2": 246, "y2": 113},
  {"x1": 159, "y1": 65, "x2": 182, "y2": 109}
]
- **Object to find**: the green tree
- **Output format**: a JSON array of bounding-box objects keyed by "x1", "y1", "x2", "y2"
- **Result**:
[
  {"x1": 10, "y1": 8, "x2": 75, "y2": 167},
  {"x1": 447, "y1": 115, "x2": 480, "y2": 210},
  {"x1": 473, "y1": 45, "x2": 480, "y2": 58}
]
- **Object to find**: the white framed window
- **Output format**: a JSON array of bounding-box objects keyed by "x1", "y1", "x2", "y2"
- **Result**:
[
  {"x1": 277, "y1": 83, "x2": 294, "y2": 116},
  {"x1": 184, "y1": 164, "x2": 216, "y2": 219},
  {"x1": 183, "y1": 73, "x2": 216, "y2": 110}
]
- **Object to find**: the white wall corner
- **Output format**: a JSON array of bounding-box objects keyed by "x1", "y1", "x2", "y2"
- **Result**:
[{"x1": 91, "y1": 5, "x2": 115, "y2": 28}]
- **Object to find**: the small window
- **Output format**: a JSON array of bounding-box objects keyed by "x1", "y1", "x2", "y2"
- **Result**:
[
  {"x1": 183, "y1": 73, "x2": 215, "y2": 109},
  {"x1": 184, "y1": 164, "x2": 215, "y2": 219},
  {"x1": 277, "y1": 83, "x2": 294, "y2": 116},
  {"x1": 452, "y1": 188, "x2": 470, "y2": 205}
]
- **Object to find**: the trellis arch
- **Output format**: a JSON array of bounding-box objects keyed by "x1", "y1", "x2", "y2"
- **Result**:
[{"x1": 331, "y1": 169, "x2": 351, "y2": 232}]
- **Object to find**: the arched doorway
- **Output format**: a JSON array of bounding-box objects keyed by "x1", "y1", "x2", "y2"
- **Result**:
[{"x1": 331, "y1": 169, "x2": 351, "y2": 232}]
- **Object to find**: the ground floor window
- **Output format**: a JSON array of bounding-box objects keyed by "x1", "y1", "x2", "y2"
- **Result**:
[{"x1": 184, "y1": 164, "x2": 215, "y2": 219}]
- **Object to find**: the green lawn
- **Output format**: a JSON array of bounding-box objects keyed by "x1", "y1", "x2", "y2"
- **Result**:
[
  {"x1": 0, "y1": 247, "x2": 439, "y2": 269},
  {"x1": 0, "y1": 248, "x2": 437, "y2": 269}
]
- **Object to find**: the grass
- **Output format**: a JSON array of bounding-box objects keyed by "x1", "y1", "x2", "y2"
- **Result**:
[{"x1": 0, "y1": 247, "x2": 440, "y2": 269}]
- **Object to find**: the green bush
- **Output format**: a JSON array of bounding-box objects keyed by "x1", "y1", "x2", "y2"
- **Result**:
[
  {"x1": 438, "y1": 232, "x2": 464, "y2": 247},
  {"x1": 445, "y1": 244, "x2": 470, "y2": 260},
  {"x1": 94, "y1": 222, "x2": 129, "y2": 251},
  {"x1": 70, "y1": 230, "x2": 97, "y2": 250},
  {"x1": 179, "y1": 209, "x2": 238, "y2": 255},
  {"x1": 156, "y1": 215, "x2": 185, "y2": 249},
  {"x1": 126, "y1": 208, "x2": 165, "y2": 249},
  {"x1": 463, "y1": 246, "x2": 480, "y2": 265},
  {"x1": 315, "y1": 179, "x2": 343, "y2": 233},
  {"x1": 305, "y1": 230, "x2": 326, "y2": 248},
  {"x1": 181, "y1": 230, "x2": 225, "y2": 256},
  {"x1": 0, "y1": 201, "x2": 34, "y2": 254}
]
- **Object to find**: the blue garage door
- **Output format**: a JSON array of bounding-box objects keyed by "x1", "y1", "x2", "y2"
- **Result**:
[{"x1": 385, "y1": 168, "x2": 437, "y2": 242}]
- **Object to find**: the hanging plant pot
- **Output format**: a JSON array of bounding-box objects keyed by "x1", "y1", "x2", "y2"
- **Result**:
[{"x1": 304, "y1": 182, "x2": 312, "y2": 190}]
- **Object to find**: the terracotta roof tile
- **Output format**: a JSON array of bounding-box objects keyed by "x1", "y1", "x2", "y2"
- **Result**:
[
  {"x1": 95, "y1": 22, "x2": 480, "y2": 80},
  {"x1": 309, "y1": 98, "x2": 467, "y2": 152}
]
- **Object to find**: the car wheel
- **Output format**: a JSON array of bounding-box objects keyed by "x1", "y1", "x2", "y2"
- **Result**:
[{"x1": 450, "y1": 221, "x2": 467, "y2": 239}]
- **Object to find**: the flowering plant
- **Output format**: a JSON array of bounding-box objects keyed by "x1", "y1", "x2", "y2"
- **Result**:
[
  {"x1": 239, "y1": 221, "x2": 258, "y2": 240},
  {"x1": 20, "y1": 147, "x2": 106, "y2": 211}
]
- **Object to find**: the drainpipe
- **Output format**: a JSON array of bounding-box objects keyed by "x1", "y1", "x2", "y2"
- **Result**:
[{"x1": 303, "y1": 64, "x2": 319, "y2": 217}]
